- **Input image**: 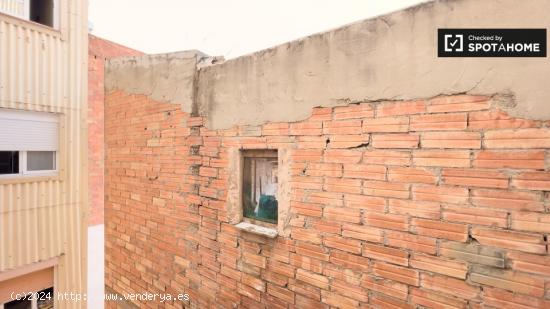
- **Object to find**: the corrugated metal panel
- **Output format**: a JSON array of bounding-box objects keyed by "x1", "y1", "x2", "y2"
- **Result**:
[{"x1": 0, "y1": 0, "x2": 88, "y2": 307}]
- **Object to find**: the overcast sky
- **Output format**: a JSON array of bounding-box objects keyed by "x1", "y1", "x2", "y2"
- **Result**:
[{"x1": 89, "y1": 0, "x2": 425, "y2": 59}]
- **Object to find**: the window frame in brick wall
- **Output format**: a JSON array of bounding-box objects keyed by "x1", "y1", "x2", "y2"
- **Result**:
[
  {"x1": 227, "y1": 147, "x2": 291, "y2": 238},
  {"x1": 241, "y1": 149, "x2": 279, "y2": 225}
]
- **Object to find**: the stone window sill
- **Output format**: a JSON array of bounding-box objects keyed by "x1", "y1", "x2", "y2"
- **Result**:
[{"x1": 235, "y1": 222, "x2": 278, "y2": 238}]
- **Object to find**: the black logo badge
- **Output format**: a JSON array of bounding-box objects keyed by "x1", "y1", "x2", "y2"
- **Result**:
[{"x1": 438, "y1": 29, "x2": 546, "y2": 57}]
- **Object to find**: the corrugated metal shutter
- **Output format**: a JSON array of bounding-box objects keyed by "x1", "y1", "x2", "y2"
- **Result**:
[{"x1": 0, "y1": 109, "x2": 58, "y2": 151}]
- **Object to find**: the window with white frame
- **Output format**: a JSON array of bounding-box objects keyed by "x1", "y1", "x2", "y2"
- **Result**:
[
  {"x1": 0, "y1": 109, "x2": 59, "y2": 177},
  {"x1": 0, "y1": 0, "x2": 58, "y2": 28}
]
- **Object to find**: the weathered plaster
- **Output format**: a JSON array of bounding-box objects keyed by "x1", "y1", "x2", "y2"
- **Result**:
[
  {"x1": 106, "y1": 0, "x2": 550, "y2": 129},
  {"x1": 105, "y1": 51, "x2": 203, "y2": 112}
]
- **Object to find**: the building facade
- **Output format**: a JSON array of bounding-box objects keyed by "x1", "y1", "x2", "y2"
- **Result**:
[
  {"x1": 104, "y1": 0, "x2": 550, "y2": 308},
  {"x1": 0, "y1": 0, "x2": 88, "y2": 308}
]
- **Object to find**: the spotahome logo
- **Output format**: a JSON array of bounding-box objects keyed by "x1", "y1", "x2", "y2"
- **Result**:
[{"x1": 438, "y1": 29, "x2": 546, "y2": 57}]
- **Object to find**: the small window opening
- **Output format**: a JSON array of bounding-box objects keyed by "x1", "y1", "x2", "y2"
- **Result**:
[
  {"x1": 30, "y1": 0, "x2": 54, "y2": 27},
  {"x1": 242, "y1": 150, "x2": 278, "y2": 224},
  {"x1": 0, "y1": 151, "x2": 19, "y2": 174}
]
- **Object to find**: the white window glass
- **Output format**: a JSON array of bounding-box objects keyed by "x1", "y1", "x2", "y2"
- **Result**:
[{"x1": 27, "y1": 151, "x2": 55, "y2": 171}]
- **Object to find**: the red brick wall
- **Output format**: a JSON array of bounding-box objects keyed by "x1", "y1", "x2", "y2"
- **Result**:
[
  {"x1": 88, "y1": 35, "x2": 143, "y2": 226},
  {"x1": 105, "y1": 91, "x2": 550, "y2": 308}
]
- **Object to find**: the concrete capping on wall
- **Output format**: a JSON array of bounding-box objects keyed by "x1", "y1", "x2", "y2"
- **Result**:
[{"x1": 105, "y1": 0, "x2": 550, "y2": 129}]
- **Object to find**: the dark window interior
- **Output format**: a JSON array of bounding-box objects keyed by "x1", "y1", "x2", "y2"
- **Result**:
[
  {"x1": 37, "y1": 287, "x2": 54, "y2": 309},
  {"x1": 0, "y1": 151, "x2": 19, "y2": 174},
  {"x1": 4, "y1": 298, "x2": 31, "y2": 309},
  {"x1": 30, "y1": 0, "x2": 54, "y2": 27}
]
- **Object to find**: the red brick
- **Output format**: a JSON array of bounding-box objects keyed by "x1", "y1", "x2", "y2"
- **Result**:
[
  {"x1": 385, "y1": 230, "x2": 437, "y2": 254},
  {"x1": 344, "y1": 194, "x2": 386, "y2": 212},
  {"x1": 292, "y1": 149, "x2": 323, "y2": 162},
  {"x1": 428, "y1": 95, "x2": 490, "y2": 113},
  {"x1": 470, "y1": 265, "x2": 545, "y2": 297},
  {"x1": 370, "y1": 294, "x2": 413, "y2": 309},
  {"x1": 323, "y1": 207, "x2": 361, "y2": 224},
  {"x1": 341, "y1": 223, "x2": 383, "y2": 243},
  {"x1": 413, "y1": 150, "x2": 470, "y2": 167},
  {"x1": 333, "y1": 103, "x2": 374, "y2": 120},
  {"x1": 329, "y1": 250, "x2": 370, "y2": 272},
  {"x1": 410, "y1": 113, "x2": 467, "y2": 131},
  {"x1": 420, "y1": 273, "x2": 480, "y2": 299},
  {"x1": 331, "y1": 279, "x2": 368, "y2": 302},
  {"x1": 307, "y1": 191, "x2": 343, "y2": 207},
  {"x1": 241, "y1": 273, "x2": 266, "y2": 292},
  {"x1": 363, "y1": 116, "x2": 409, "y2": 133},
  {"x1": 291, "y1": 201, "x2": 322, "y2": 218},
  {"x1": 295, "y1": 242, "x2": 329, "y2": 261},
  {"x1": 364, "y1": 212, "x2": 409, "y2": 231},
  {"x1": 243, "y1": 252, "x2": 267, "y2": 268},
  {"x1": 410, "y1": 254, "x2": 468, "y2": 279},
  {"x1": 267, "y1": 283, "x2": 295, "y2": 304},
  {"x1": 363, "y1": 150, "x2": 411, "y2": 166},
  {"x1": 362, "y1": 276, "x2": 409, "y2": 300},
  {"x1": 412, "y1": 185, "x2": 469, "y2": 204},
  {"x1": 321, "y1": 290, "x2": 359, "y2": 309},
  {"x1": 371, "y1": 133, "x2": 419, "y2": 148},
  {"x1": 238, "y1": 283, "x2": 261, "y2": 302},
  {"x1": 471, "y1": 227, "x2": 546, "y2": 254},
  {"x1": 511, "y1": 212, "x2": 550, "y2": 233},
  {"x1": 296, "y1": 269, "x2": 329, "y2": 290},
  {"x1": 296, "y1": 135, "x2": 326, "y2": 148},
  {"x1": 372, "y1": 261, "x2": 419, "y2": 286},
  {"x1": 309, "y1": 107, "x2": 333, "y2": 121},
  {"x1": 323, "y1": 120, "x2": 362, "y2": 135},
  {"x1": 508, "y1": 251, "x2": 550, "y2": 277},
  {"x1": 410, "y1": 288, "x2": 468, "y2": 309},
  {"x1": 512, "y1": 171, "x2": 550, "y2": 191},
  {"x1": 304, "y1": 163, "x2": 342, "y2": 177},
  {"x1": 483, "y1": 287, "x2": 549, "y2": 309},
  {"x1": 324, "y1": 149, "x2": 362, "y2": 163},
  {"x1": 364, "y1": 181, "x2": 410, "y2": 199},
  {"x1": 362, "y1": 243, "x2": 409, "y2": 266},
  {"x1": 343, "y1": 164, "x2": 386, "y2": 180},
  {"x1": 387, "y1": 167, "x2": 437, "y2": 184},
  {"x1": 412, "y1": 218, "x2": 468, "y2": 242},
  {"x1": 291, "y1": 176, "x2": 323, "y2": 190},
  {"x1": 290, "y1": 122, "x2": 322, "y2": 135},
  {"x1": 327, "y1": 134, "x2": 369, "y2": 148},
  {"x1": 323, "y1": 235, "x2": 361, "y2": 254},
  {"x1": 442, "y1": 205, "x2": 508, "y2": 228},
  {"x1": 268, "y1": 260, "x2": 296, "y2": 278},
  {"x1": 290, "y1": 254, "x2": 323, "y2": 273},
  {"x1": 295, "y1": 295, "x2": 327, "y2": 309},
  {"x1": 310, "y1": 219, "x2": 341, "y2": 234},
  {"x1": 421, "y1": 131, "x2": 481, "y2": 149},
  {"x1": 292, "y1": 228, "x2": 322, "y2": 244},
  {"x1": 324, "y1": 177, "x2": 362, "y2": 194},
  {"x1": 377, "y1": 100, "x2": 426, "y2": 117},
  {"x1": 473, "y1": 150, "x2": 545, "y2": 169},
  {"x1": 441, "y1": 168, "x2": 508, "y2": 188},
  {"x1": 469, "y1": 110, "x2": 540, "y2": 130},
  {"x1": 484, "y1": 128, "x2": 550, "y2": 148},
  {"x1": 388, "y1": 199, "x2": 440, "y2": 219},
  {"x1": 471, "y1": 189, "x2": 544, "y2": 211}
]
